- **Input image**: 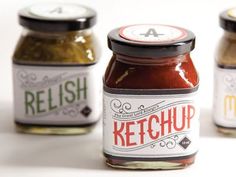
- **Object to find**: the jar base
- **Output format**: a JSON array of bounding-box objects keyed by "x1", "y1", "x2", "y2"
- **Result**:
[
  {"x1": 104, "y1": 153, "x2": 196, "y2": 170},
  {"x1": 215, "y1": 124, "x2": 236, "y2": 136},
  {"x1": 15, "y1": 121, "x2": 97, "y2": 135}
]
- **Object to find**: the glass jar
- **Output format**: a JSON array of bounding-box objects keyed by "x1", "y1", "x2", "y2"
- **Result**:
[
  {"x1": 103, "y1": 24, "x2": 199, "y2": 169},
  {"x1": 12, "y1": 3, "x2": 101, "y2": 135},
  {"x1": 214, "y1": 8, "x2": 236, "y2": 135}
]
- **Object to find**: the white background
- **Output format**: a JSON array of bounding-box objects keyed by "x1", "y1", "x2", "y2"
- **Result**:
[{"x1": 0, "y1": 0, "x2": 236, "y2": 176}]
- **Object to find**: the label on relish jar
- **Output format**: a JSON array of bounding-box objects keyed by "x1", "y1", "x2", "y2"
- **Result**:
[
  {"x1": 13, "y1": 64, "x2": 101, "y2": 125},
  {"x1": 214, "y1": 65, "x2": 236, "y2": 127},
  {"x1": 103, "y1": 88, "x2": 199, "y2": 158}
]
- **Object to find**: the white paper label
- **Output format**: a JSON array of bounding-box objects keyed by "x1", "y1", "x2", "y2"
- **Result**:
[
  {"x1": 213, "y1": 66, "x2": 236, "y2": 127},
  {"x1": 103, "y1": 91, "x2": 199, "y2": 158},
  {"x1": 13, "y1": 64, "x2": 101, "y2": 125},
  {"x1": 119, "y1": 24, "x2": 187, "y2": 43}
]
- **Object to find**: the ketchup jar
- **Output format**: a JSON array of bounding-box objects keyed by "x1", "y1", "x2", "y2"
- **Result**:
[
  {"x1": 213, "y1": 8, "x2": 236, "y2": 135},
  {"x1": 103, "y1": 24, "x2": 199, "y2": 169}
]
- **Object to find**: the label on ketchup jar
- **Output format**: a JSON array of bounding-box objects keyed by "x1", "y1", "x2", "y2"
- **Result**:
[{"x1": 103, "y1": 90, "x2": 199, "y2": 158}]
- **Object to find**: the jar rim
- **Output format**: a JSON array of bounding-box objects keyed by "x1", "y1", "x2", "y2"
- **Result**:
[{"x1": 220, "y1": 8, "x2": 236, "y2": 32}]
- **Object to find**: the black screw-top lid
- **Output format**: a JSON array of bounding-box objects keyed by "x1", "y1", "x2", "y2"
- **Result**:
[
  {"x1": 18, "y1": 3, "x2": 96, "y2": 32},
  {"x1": 220, "y1": 8, "x2": 236, "y2": 32},
  {"x1": 108, "y1": 24, "x2": 195, "y2": 58}
]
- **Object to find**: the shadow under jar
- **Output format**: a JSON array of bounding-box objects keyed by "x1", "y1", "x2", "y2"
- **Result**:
[
  {"x1": 103, "y1": 24, "x2": 199, "y2": 169},
  {"x1": 12, "y1": 3, "x2": 101, "y2": 135}
]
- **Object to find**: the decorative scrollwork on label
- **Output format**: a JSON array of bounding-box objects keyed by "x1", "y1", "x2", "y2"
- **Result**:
[
  {"x1": 224, "y1": 74, "x2": 236, "y2": 92},
  {"x1": 17, "y1": 69, "x2": 67, "y2": 90},
  {"x1": 159, "y1": 135, "x2": 179, "y2": 149},
  {"x1": 17, "y1": 70, "x2": 37, "y2": 86},
  {"x1": 110, "y1": 99, "x2": 132, "y2": 113}
]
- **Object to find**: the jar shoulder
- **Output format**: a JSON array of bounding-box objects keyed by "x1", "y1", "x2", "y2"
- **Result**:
[
  {"x1": 104, "y1": 55, "x2": 199, "y2": 89},
  {"x1": 216, "y1": 35, "x2": 236, "y2": 66},
  {"x1": 13, "y1": 31, "x2": 100, "y2": 65}
]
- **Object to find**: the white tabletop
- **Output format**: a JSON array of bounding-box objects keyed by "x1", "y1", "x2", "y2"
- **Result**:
[{"x1": 1, "y1": 0, "x2": 236, "y2": 176}]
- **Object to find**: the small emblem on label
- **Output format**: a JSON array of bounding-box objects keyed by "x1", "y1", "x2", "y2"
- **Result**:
[
  {"x1": 179, "y1": 137, "x2": 191, "y2": 149},
  {"x1": 81, "y1": 106, "x2": 92, "y2": 117}
]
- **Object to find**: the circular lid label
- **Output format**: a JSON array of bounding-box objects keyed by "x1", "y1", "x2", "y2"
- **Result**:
[
  {"x1": 29, "y1": 3, "x2": 87, "y2": 19},
  {"x1": 119, "y1": 24, "x2": 187, "y2": 43},
  {"x1": 228, "y1": 8, "x2": 236, "y2": 18}
]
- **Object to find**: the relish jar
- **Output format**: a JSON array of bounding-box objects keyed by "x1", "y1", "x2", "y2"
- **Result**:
[
  {"x1": 12, "y1": 3, "x2": 101, "y2": 135},
  {"x1": 214, "y1": 8, "x2": 236, "y2": 135},
  {"x1": 103, "y1": 24, "x2": 199, "y2": 169}
]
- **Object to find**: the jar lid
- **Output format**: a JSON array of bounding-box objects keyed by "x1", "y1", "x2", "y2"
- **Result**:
[
  {"x1": 18, "y1": 3, "x2": 96, "y2": 32},
  {"x1": 220, "y1": 8, "x2": 236, "y2": 32},
  {"x1": 107, "y1": 24, "x2": 195, "y2": 58}
]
